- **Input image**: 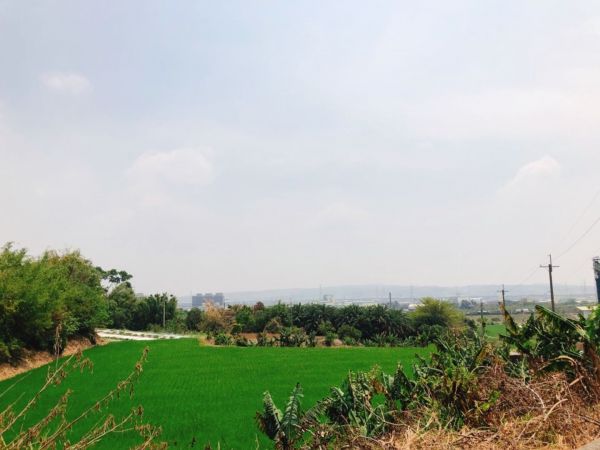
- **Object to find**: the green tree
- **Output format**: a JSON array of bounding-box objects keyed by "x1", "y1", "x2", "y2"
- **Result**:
[
  {"x1": 186, "y1": 307, "x2": 204, "y2": 331},
  {"x1": 410, "y1": 298, "x2": 463, "y2": 329},
  {"x1": 107, "y1": 282, "x2": 138, "y2": 329},
  {"x1": 0, "y1": 244, "x2": 108, "y2": 361},
  {"x1": 131, "y1": 293, "x2": 177, "y2": 330}
]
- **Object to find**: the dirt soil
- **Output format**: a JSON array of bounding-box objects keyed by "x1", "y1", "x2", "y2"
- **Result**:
[{"x1": 0, "y1": 337, "x2": 103, "y2": 382}]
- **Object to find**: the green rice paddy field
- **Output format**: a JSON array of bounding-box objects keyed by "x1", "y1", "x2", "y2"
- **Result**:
[
  {"x1": 0, "y1": 340, "x2": 429, "y2": 449},
  {"x1": 485, "y1": 323, "x2": 506, "y2": 339}
]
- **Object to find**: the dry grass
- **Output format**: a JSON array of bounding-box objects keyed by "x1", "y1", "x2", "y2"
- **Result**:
[
  {"x1": 351, "y1": 362, "x2": 600, "y2": 449},
  {"x1": 0, "y1": 336, "x2": 103, "y2": 382}
]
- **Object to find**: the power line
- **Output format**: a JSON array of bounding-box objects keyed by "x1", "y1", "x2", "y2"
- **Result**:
[
  {"x1": 555, "y1": 214, "x2": 600, "y2": 260},
  {"x1": 515, "y1": 266, "x2": 541, "y2": 285},
  {"x1": 508, "y1": 188, "x2": 600, "y2": 289},
  {"x1": 560, "y1": 187, "x2": 600, "y2": 245}
]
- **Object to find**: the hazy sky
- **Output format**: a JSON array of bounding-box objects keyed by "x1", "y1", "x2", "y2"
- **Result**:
[{"x1": 2, "y1": 1, "x2": 600, "y2": 294}]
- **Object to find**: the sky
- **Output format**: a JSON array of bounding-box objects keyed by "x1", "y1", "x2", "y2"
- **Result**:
[{"x1": 2, "y1": 1, "x2": 600, "y2": 295}]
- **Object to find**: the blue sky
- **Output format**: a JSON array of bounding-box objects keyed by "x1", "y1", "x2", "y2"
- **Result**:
[{"x1": 2, "y1": 1, "x2": 600, "y2": 294}]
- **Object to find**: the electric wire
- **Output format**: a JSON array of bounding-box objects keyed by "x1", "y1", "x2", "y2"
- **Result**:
[
  {"x1": 555, "y1": 214, "x2": 600, "y2": 261},
  {"x1": 560, "y1": 187, "x2": 600, "y2": 245}
]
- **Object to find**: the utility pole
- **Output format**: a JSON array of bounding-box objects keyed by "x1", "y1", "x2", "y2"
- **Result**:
[
  {"x1": 480, "y1": 298, "x2": 485, "y2": 335},
  {"x1": 388, "y1": 292, "x2": 392, "y2": 308},
  {"x1": 540, "y1": 254, "x2": 559, "y2": 312},
  {"x1": 594, "y1": 257, "x2": 600, "y2": 303},
  {"x1": 163, "y1": 298, "x2": 166, "y2": 328},
  {"x1": 498, "y1": 284, "x2": 508, "y2": 310}
]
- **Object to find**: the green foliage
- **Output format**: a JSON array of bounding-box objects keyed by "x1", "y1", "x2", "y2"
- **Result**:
[
  {"x1": 256, "y1": 385, "x2": 306, "y2": 449},
  {"x1": 337, "y1": 324, "x2": 362, "y2": 341},
  {"x1": 410, "y1": 297, "x2": 464, "y2": 329},
  {"x1": 317, "y1": 321, "x2": 335, "y2": 336},
  {"x1": 185, "y1": 307, "x2": 204, "y2": 331},
  {"x1": 256, "y1": 332, "x2": 275, "y2": 347},
  {"x1": 245, "y1": 302, "x2": 415, "y2": 342},
  {"x1": 214, "y1": 333, "x2": 233, "y2": 346},
  {"x1": 165, "y1": 309, "x2": 188, "y2": 333},
  {"x1": 0, "y1": 243, "x2": 108, "y2": 362},
  {"x1": 323, "y1": 369, "x2": 390, "y2": 437},
  {"x1": 234, "y1": 305, "x2": 256, "y2": 332},
  {"x1": 342, "y1": 337, "x2": 358, "y2": 346},
  {"x1": 279, "y1": 327, "x2": 308, "y2": 347},
  {"x1": 264, "y1": 317, "x2": 283, "y2": 334},
  {"x1": 107, "y1": 282, "x2": 137, "y2": 329},
  {"x1": 324, "y1": 331, "x2": 337, "y2": 347},
  {"x1": 307, "y1": 331, "x2": 317, "y2": 347},
  {"x1": 130, "y1": 293, "x2": 177, "y2": 331},
  {"x1": 95, "y1": 266, "x2": 133, "y2": 286},
  {"x1": 256, "y1": 392, "x2": 282, "y2": 440},
  {"x1": 500, "y1": 305, "x2": 600, "y2": 377},
  {"x1": 412, "y1": 330, "x2": 493, "y2": 428},
  {"x1": 257, "y1": 330, "x2": 499, "y2": 447}
]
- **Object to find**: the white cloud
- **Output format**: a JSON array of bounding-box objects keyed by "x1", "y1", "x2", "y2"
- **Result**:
[
  {"x1": 41, "y1": 72, "x2": 91, "y2": 94},
  {"x1": 504, "y1": 156, "x2": 561, "y2": 191},
  {"x1": 127, "y1": 148, "x2": 215, "y2": 206}
]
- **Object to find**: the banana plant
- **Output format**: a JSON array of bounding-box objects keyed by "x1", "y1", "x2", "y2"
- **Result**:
[
  {"x1": 501, "y1": 305, "x2": 600, "y2": 384},
  {"x1": 256, "y1": 384, "x2": 319, "y2": 449}
]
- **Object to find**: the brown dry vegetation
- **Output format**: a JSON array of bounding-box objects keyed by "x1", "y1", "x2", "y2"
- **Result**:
[
  {"x1": 350, "y1": 362, "x2": 600, "y2": 449},
  {"x1": 0, "y1": 336, "x2": 101, "y2": 382}
]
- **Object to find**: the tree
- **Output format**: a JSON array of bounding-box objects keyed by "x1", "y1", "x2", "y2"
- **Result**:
[
  {"x1": 186, "y1": 308, "x2": 204, "y2": 331},
  {"x1": 107, "y1": 282, "x2": 138, "y2": 329},
  {"x1": 410, "y1": 298, "x2": 463, "y2": 329},
  {"x1": 235, "y1": 305, "x2": 256, "y2": 332},
  {"x1": 0, "y1": 244, "x2": 108, "y2": 361},
  {"x1": 131, "y1": 293, "x2": 177, "y2": 330},
  {"x1": 95, "y1": 266, "x2": 133, "y2": 292}
]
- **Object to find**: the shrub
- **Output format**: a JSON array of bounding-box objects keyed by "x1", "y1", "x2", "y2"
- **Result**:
[
  {"x1": 410, "y1": 298, "x2": 464, "y2": 329},
  {"x1": 256, "y1": 332, "x2": 274, "y2": 347},
  {"x1": 317, "y1": 321, "x2": 336, "y2": 336},
  {"x1": 231, "y1": 322, "x2": 243, "y2": 335},
  {"x1": 279, "y1": 327, "x2": 307, "y2": 347},
  {"x1": 200, "y1": 302, "x2": 235, "y2": 334},
  {"x1": 264, "y1": 318, "x2": 282, "y2": 334},
  {"x1": 235, "y1": 335, "x2": 251, "y2": 347},
  {"x1": 186, "y1": 308, "x2": 204, "y2": 331},
  {"x1": 337, "y1": 324, "x2": 362, "y2": 341},
  {"x1": 214, "y1": 333, "x2": 233, "y2": 346},
  {"x1": 342, "y1": 337, "x2": 358, "y2": 346},
  {"x1": 307, "y1": 331, "x2": 317, "y2": 347},
  {"x1": 416, "y1": 324, "x2": 445, "y2": 345},
  {"x1": 324, "y1": 331, "x2": 337, "y2": 347}
]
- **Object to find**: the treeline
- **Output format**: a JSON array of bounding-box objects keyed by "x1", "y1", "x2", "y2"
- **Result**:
[
  {"x1": 0, "y1": 244, "x2": 178, "y2": 363},
  {"x1": 106, "y1": 283, "x2": 177, "y2": 331},
  {"x1": 0, "y1": 242, "x2": 467, "y2": 361},
  {"x1": 185, "y1": 298, "x2": 465, "y2": 347}
]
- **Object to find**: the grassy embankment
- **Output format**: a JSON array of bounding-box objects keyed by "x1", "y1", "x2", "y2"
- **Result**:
[{"x1": 0, "y1": 339, "x2": 429, "y2": 448}]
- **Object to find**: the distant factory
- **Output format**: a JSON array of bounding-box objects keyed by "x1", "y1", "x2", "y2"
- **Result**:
[{"x1": 192, "y1": 292, "x2": 225, "y2": 308}]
